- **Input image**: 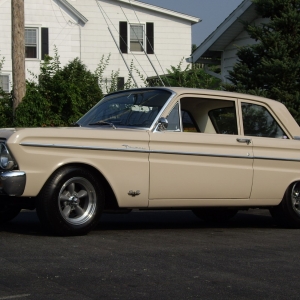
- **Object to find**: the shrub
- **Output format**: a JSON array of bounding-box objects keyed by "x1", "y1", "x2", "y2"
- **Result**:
[{"x1": 15, "y1": 49, "x2": 103, "y2": 127}]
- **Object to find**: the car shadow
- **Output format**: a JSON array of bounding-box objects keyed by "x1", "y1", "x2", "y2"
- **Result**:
[
  {"x1": 0, "y1": 209, "x2": 279, "y2": 236},
  {"x1": 95, "y1": 209, "x2": 278, "y2": 231}
]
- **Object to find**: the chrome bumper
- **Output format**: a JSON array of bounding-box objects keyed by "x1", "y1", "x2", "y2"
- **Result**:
[{"x1": 0, "y1": 171, "x2": 26, "y2": 196}]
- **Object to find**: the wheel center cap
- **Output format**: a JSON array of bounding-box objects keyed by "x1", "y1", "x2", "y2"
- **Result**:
[{"x1": 69, "y1": 195, "x2": 79, "y2": 206}]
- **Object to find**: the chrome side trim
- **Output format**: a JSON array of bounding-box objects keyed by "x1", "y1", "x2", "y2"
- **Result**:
[
  {"x1": 150, "y1": 150, "x2": 253, "y2": 159},
  {"x1": 20, "y1": 142, "x2": 300, "y2": 162},
  {"x1": 253, "y1": 156, "x2": 300, "y2": 162},
  {"x1": 20, "y1": 142, "x2": 150, "y2": 154},
  {"x1": 20, "y1": 142, "x2": 252, "y2": 159}
]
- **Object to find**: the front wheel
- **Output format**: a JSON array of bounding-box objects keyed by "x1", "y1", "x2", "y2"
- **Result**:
[
  {"x1": 36, "y1": 166, "x2": 104, "y2": 236},
  {"x1": 192, "y1": 207, "x2": 238, "y2": 223},
  {"x1": 270, "y1": 182, "x2": 300, "y2": 228}
]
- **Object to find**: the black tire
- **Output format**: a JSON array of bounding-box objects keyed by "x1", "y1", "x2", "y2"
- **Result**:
[
  {"x1": 269, "y1": 182, "x2": 300, "y2": 228},
  {"x1": 192, "y1": 207, "x2": 238, "y2": 223},
  {"x1": 0, "y1": 205, "x2": 21, "y2": 224},
  {"x1": 36, "y1": 166, "x2": 104, "y2": 236}
]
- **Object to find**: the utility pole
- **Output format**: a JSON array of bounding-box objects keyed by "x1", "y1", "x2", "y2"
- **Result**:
[{"x1": 11, "y1": 0, "x2": 25, "y2": 112}]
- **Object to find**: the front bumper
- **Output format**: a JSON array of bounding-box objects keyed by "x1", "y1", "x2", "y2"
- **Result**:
[{"x1": 0, "y1": 171, "x2": 26, "y2": 196}]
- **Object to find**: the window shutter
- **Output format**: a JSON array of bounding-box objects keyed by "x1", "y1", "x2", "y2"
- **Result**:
[
  {"x1": 41, "y1": 28, "x2": 49, "y2": 60},
  {"x1": 146, "y1": 23, "x2": 154, "y2": 54},
  {"x1": 119, "y1": 22, "x2": 128, "y2": 53}
]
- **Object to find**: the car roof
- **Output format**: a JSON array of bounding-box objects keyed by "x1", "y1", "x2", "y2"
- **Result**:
[{"x1": 106, "y1": 87, "x2": 300, "y2": 136}]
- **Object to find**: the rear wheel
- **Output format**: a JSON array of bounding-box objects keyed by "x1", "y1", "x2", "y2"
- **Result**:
[
  {"x1": 192, "y1": 207, "x2": 238, "y2": 223},
  {"x1": 36, "y1": 166, "x2": 104, "y2": 236},
  {"x1": 270, "y1": 182, "x2": 300, "y2": 228}
]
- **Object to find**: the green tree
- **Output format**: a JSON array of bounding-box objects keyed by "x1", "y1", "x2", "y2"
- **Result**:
[
  {"x1": 0, "y1": 54, "x2": 13, "y2": 127},
  {"x1": 148, "y1": 59, "x2": 222, "y2": 89},
  {"x1": 224, "y1": 0, "x2": 300, "y2": 123},
  {"x1": 15, "y1": 49, "x2": 103, "y2": 127}
]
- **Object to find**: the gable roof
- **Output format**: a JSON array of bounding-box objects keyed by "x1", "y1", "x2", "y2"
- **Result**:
[
  {"x1": 187, "y1": 0, "x2": 257, "y2": 63},
  {"x1": 116, "y1": 0, "x2": 200, "y2": 24},
  {"x1": 57, "y1": 0, "x2": 88, "y2": 24},
  {"x1": 56, "y1": 0, "x2": 200, "y2": 26}
]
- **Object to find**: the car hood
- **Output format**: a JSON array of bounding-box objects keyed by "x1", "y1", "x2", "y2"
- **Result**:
[{"x1": 1, "y1": 126, "x2": 150, "y2": 150}]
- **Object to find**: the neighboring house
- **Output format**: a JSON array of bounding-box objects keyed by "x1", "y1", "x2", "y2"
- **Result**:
[
  {"x1": 186, "y1": 0, "x2": 264, "y2": 83},
  {"x1": 0, "y1": 0, "x2": 199, "y2": 92}
]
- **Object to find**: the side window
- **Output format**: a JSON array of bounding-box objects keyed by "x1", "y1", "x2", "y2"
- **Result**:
[
  {"x1": 182, "y1": 111, "x2": 199, "y2": 132},
  {"x1": 166, "y1": 103, "x2": 180, "y2": 131},
  {"x1": 242, "y1": 103, "x2": 286, "y2": 138},
  {"x1": 165, "y1": 98, "x2": 238, "y2": 134},
  {"x1": 208, "y1": 105, "x2": 238, "y2": 135},
  {"x1": 166, "y1": 105, "x2": 199, "y2": 132}
]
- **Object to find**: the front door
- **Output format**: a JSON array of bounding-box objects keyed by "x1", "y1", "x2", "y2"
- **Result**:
[{"x1": 149, "y1": 95, "x2": 254, "y2": 201}]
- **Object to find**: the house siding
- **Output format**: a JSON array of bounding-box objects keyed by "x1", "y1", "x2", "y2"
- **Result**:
[
  {"x1": 221, "y1": 17, "x2": 265, "y2": 83},
  {"x1": 0, "y1": 0, "x2": 13, "y2": 83},
  {"x1": 0, "y1": 0, "x2": 194, "y2": 89}
]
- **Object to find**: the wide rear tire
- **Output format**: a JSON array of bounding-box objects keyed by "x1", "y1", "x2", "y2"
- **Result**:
[
  {"x1": 270, "y1": 182, "x2": 300, "y2": 228},
  {"x1": 36, "y1": 166, "x2": 104, "y2": 236}
]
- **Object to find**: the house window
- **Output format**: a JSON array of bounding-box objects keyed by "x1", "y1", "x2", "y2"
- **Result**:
[
  {"x1": 25, "y1": 28, "x2": 38, "y2": 58},
  {"x1": 25, "y1": 27, "x2": 49, "y2": 59},
  {"x1": 0, "y1": 75, "x2": 9, "y2": 92},
  {"x1": 119, "y1": 22, "x2": 154, "y2": 54},
  {"x1": 130, "y1": 24, "x2": 144, "y2": 52}
]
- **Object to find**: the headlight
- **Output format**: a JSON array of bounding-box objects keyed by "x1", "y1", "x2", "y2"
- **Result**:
[{"x1": 0, "y1": 143, "x2": 15, "y2": 170}]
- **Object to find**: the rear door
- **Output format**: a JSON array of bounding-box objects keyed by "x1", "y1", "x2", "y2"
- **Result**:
[{"x1": 239, "y1": 100, "x2": 300, "y2": 202}]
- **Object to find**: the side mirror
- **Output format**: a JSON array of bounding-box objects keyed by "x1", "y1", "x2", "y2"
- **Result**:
[{"x1": 157, "y1": 117, "x2": 168, "y2": 131}]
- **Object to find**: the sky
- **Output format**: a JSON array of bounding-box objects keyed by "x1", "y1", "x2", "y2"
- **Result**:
[{"x1": 139, "y1": 0, "x2": 244, "y2": 46}]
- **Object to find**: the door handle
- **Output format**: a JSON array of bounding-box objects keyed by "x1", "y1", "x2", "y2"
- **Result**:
[{"x1": 236, "y1": 138, "x2": 251, "y2": 145}]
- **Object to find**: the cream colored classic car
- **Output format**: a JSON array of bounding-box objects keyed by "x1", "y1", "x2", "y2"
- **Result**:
[{"x1": 1, "y1": 87, "x2": 300, "y2": 235}]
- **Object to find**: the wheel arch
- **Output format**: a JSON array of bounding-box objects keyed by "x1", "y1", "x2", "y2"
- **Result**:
[{"x1": 37, "y1": 162, "x2": 120, "y2": 211}]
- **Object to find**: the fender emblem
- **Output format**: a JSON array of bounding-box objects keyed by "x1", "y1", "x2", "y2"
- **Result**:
[
  {"x1": 128, "y1": 190, "x2": 141, "y2": 197},
  {"x1": 123, "y1": 144, "x2": 146, "y2": 150}
]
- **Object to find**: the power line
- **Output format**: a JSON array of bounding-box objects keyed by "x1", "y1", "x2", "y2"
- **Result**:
[
  {"x1": 96, "y1": 0, "x2": 154, "y2": 86},
  {"x1": 95, "y1": 0, "x2": 138, "y2": 87},
  {"x1": 119, "y1": 5, "x2": 165, "y2": 86}
]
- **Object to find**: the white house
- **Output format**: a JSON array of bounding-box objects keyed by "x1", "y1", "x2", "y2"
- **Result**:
[
  {"x1": 0, "y1": 0, "x2": 199, "y2": 92},
  {"x1": 186, "y1": 0, "x2": 265, "y2": 83}
]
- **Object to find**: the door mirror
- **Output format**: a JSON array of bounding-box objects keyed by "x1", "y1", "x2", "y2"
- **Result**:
[{"x1": 157, "y1": 117, "x2": 168, "y2": 131}]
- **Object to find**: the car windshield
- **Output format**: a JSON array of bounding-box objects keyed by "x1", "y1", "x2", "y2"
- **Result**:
[{"x1": 77, "y1": 89, "x2": 172, "y2": 128}]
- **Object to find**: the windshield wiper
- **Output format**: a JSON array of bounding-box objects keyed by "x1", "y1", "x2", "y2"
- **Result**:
[
  {"x1": 70, "y1": 122, "x2": 81, "y2": 127},
  {"x1": 88, "y1": 121, "x2": 116, "y2": 129}
]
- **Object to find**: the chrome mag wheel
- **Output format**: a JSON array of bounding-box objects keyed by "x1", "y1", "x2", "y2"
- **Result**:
[
  {"x1": 58, "y1": 177, "x2": 97, "y2": 226},
  {"x1": 291, "y1": 182, "x2": 300, "y2": 217}
]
